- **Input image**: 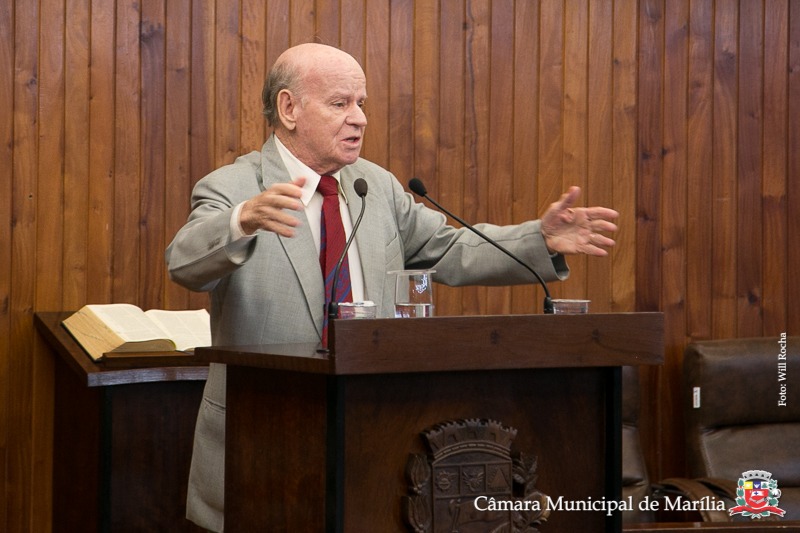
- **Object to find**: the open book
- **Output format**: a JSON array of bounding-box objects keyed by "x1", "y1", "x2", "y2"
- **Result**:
[{"x1": 62, "y1": 303, "x2": 211, "y2": 361}]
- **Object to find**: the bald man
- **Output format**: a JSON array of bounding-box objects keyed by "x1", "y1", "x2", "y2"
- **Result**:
[{"x1": 166, "y1": 43, "x2": 617, "y2": 531}]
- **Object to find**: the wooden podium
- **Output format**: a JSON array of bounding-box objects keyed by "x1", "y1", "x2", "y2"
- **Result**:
[
  {"x1": 197, "y1": 312, "x2": 663, "y2": 533},
  {"x1": 35, "y1": 312, "x2": 208, "y2": 533}
]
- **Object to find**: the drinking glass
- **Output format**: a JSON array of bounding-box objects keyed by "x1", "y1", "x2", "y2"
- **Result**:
[{"x1": 391, "y1": 270, "x2": 435, "y2": 318}]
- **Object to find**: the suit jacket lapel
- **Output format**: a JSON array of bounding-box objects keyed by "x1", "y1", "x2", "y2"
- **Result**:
[
  {"x1": 341, "y1": 169, "x2": 386, "y2": 309},
  {"x1": 261, "y1": 137, "x2": 325, "y2": 338}
]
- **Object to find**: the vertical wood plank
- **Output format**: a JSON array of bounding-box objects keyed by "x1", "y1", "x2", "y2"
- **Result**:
[
  {"x1": 538, "y1": 0, "x2": 564, "y2": 303},
  {"x1": 511, "y1": 0, "x2": 539, "y2": 314},
  {"x1": 114, "y1": 0, "x2": 142, "y2": 304},
  {"x1": 463, "y1": 0, "x2": 491, "y2": 314},
  {"x1": 315, "y1": 0, "x2": 340, "y2": 46},
  {"x1": 661, "y1": 0, "x2": 689, "y2": 480},
  {"x1": 711, "y1": 0, "x2": 738, "y2": 338},
  {"x1": 63, "y1": 0, "x2": 91, "y2": 310},
  {"x1": 339, "y1": 0, "x2": 364, "y2": 64},
  {"x1": 141, "y1": 0, "x2": 167, "y2": 310},
  {"x1": 611, "y1": 0, "x2": 638, "y2": 313},
  {"x1": 9, "y1": 1, "x2": 39, "y2": 529},
  {"x1": 362, "y1": 0, "x2": 389, "y2": 168},
  {"x1": 33, "y1": 1, "x2": 66, "y2": 529},
  {"x1": 636, "y1": 0, "x2": 663, "y2": 314},
  {"x1": 562, "y1": 0, "x2": 589, "y2": 300},
  {"x1": 265, "y1": 0, "x2": 291, "y2": 69},
  {"x1": 87, "y1": 0, "x2": 116, "y2": 304},
  {"x1": 241, "y1": 0, "x2": 267, "y2": 153},
  {"x1": 586, "y1": 0, "x2": 614, "y2": 312},
  {"x1": 686, "y1": 0, "x2": 714, "y2": 340},
  {"x1": 736, "y1": 0, "x2": 764, "y2": 336},
  {"x1": 164, "y1": 0, "x2": 193, "y2": 310},
  {"x1": 290, "y1": 0, "x2": 315, "y2": 44},
  {"x1": 789, "y1": 0, "x2": 800, "y2": 331},
  {"x1": 762, "y1": 0, "x2": 789, "y2": 335},
  {"x1": 390, "y1": 0, "x2": 414, "y2": 183},
  {"x1": 437, "y1": 0, "x2": 466, "y2": 316},
  {"x1": 0, "y1": 0, "x2": 13, "y2": 526},
  {"x1": 486, "y1": 0, "x2": 514, "y2": 314},
  {"x1": 215, "y1": 1, "x2": 241, "y2": 168}
]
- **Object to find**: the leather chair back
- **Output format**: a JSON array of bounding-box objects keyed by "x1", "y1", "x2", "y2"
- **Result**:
[{"x1": 683, "y1": 336, "x2": 800, "y2": 519}]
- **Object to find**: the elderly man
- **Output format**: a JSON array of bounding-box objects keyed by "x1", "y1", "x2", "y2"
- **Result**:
[{"x1": 166, "y1": 42, "x2": 617, "y2": 532}]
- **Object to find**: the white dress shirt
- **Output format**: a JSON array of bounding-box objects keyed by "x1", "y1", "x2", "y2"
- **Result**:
[{"x1": 228, "y1": 135, "x2": 366, "y2": 302}]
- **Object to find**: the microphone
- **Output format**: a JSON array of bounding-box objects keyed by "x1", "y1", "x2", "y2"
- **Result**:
[
  {"x1": 327, "y1": 178, "x2": 369, "y2": 322},
  {"x1": 408, "y1": 177, "x2": 554, "y2": 314}
]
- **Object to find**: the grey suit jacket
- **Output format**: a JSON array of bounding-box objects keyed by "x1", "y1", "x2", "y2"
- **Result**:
[{"x1": 166, "y1": 135, "x2": 568, "y2": 532}]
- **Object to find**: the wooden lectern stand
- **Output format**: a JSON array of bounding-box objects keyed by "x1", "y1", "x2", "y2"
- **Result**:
[{"x1": 197, "y1": 312, "x2": 663, "y2": 533}]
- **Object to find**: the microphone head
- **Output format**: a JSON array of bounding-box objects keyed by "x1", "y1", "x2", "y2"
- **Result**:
[
  {"x1": 408, "y1": 177, "x2": 427, "y2": 197},
  {"x1": 354, "y1": 178, "x2": 368, "y2": 198}
]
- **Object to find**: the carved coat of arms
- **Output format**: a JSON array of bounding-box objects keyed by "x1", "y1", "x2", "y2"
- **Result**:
[{"x1": 403, "y1": 419, "x2": 549, "y2": 533}]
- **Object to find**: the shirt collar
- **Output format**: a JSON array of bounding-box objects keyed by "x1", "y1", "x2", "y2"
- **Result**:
[{"x1": 273, "y1": 134, "x2": 348, "y2": 207}]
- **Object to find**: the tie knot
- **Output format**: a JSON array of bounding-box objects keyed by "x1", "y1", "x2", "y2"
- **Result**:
[{"x1": 318, "y1": 175, "x2": 339, "y2": 197}]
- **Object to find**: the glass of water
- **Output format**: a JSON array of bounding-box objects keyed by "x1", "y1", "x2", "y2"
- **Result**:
[{"x1": 391, "y1": 270, "x2": 435, "y2": 318}]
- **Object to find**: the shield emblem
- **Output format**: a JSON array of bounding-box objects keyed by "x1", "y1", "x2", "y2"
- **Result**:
[
  {"x1": 403, "y1": 419, "x2": 550, "y2": 533},
  {"x1": 743, "y1": 480, "x2": 770, "y2": 510}
]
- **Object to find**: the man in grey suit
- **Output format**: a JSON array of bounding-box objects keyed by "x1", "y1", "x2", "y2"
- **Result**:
[{"x1": 166, "y1": 43, "x2": 618, "y2": 532}]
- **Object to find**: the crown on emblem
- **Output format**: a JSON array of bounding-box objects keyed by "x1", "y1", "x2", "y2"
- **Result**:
[
  {"x1": 422, "y1": 418, "x2": 517, "y2": 460},
  {"x1": 741, "y1": 469, "x2": 773, "y2": 481}
]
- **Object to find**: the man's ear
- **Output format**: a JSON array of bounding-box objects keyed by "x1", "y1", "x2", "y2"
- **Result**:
[{"x1": 277, "y1": 89, "x2": 299, "y2": 131}]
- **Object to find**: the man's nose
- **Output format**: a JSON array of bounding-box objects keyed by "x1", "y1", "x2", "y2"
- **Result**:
[{"x1": 349, "y1": 104, "x2": 367, "y2": 126}]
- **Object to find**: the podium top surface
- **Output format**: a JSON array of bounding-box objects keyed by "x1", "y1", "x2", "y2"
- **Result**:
[{"x1": 196, "y1": 312, "x2": 664, "y2": 376}]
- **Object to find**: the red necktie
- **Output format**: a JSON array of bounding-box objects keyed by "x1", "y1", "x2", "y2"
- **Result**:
[{"x1": 318, "y1": 175, "x2": 352, "y2": 345}]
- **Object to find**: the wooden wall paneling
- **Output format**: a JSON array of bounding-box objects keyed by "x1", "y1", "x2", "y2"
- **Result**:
[
  {"x1": 141, "y1": 0, "x2": 167, "y2": 310},
  {"x1": 761, "y1": 1, "x2": 789, "y2": 336},
  {"x1": 240, "y1": 0, "x2": 267, "y2": 154},
  {"x1": 464, "y1": 0, "x2": 491, "y2": 315},
  {"x1": 637, "y1": 0, "x2": 665, "y2": 482},
  {"x1": 87, "y1": 0, "x2": 115, "y2": 305},
  {"x1": 636, "y1": 0, "x2": 663, "y2": 314},
  {"x1": 215, "y1": 1, "x2": 241, "y2": 169},
  {"x1": 790, "y1": 0, "x2": 800, "y2": 329},
  {"x1": 511, "y1": 0, "x2": 539, "y2": 315},
  {"x1": 10, "y1": 1, "x2": 40, "y2": 530},
  {"x1": 390, "y1": 0, "x2": 414, "y2": 184},
  {"x1": 190, "y1": 0, "x2": 216, "y2": 203},
  {"x1": 487, "y1": 0, "x2": 514, "y2": 315},
  {"x1": 63, "y1": 0, "x2": 91, "y2": 311},
  {"x1": 363, "y1": 1, "x2": 390, "y2": 170},
  {"x1": 661, "y1": 0, "x2": 689, "y2": 480},
  {"x1": 265, "y1": 1, "x2": 290, "y2": 81},
  {"x1": 339, "y1": 0, "x2": 364, "y2": 64},
  {"x1": 686, "y1": 0, "x2": 714, "y2": 340},
  {"x1": 711, "y1": 0, "x2": 738, "y2": 338},
  {"x1": 563, "y1": 0, "x2": 589, "y2": 302},
  {"x1": 315, "y1": 0, "x2": 341, "y2": 47},
  {"x1": 164, "y1": 0, "x2": 193, "y2": 310},
  {"x1": 586, "y1": 0, "x2": 614, "y2": 312},
  {"x1": 0, "y1": 0, "x2": 12, "y2": 527},
  {"x1": 188, "y1": 0, "x2": 217, "y2": 311},
  {"x1": 114, "y1": 0, "x2": 142, "y2": 305},
  {"x1": 538, "y1": 0, "x2": 564, "y2": 302},
  {"x1": 736, "y1": 0, "x2": 764, "y2": 337},
  {"x1": 32, "y1": 0, "x2": 66, "y2": 530},
  {"x1": 289, "y1": 0, "x2": 315, "y2": 45},
  {"x1": 437, "y1": 0, "x2": 466, "y2": 316},
  {"x1": 611, "y1": 0, "x2": 638, "y2": 313}
]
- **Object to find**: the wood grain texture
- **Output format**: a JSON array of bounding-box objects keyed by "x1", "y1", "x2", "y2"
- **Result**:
[{"x1": 2, "y1": 1, "x2": 799, "y2": 530}]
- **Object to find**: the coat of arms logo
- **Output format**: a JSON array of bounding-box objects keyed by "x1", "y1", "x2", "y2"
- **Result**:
[
  {"x1": 403, "y1": 419, "x2": 550, "y2": 533},
  {"x1": 728, "y1": 470, "x2": 786, "y2": 519}
]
